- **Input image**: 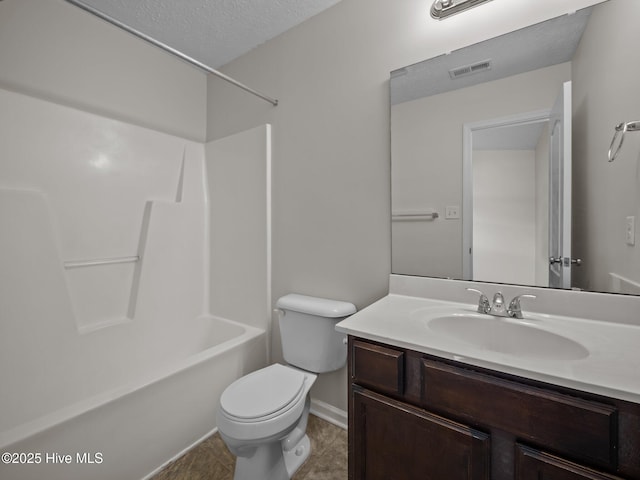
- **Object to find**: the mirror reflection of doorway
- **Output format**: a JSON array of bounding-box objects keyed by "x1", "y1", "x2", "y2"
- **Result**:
[
  {"x1": 463, "y1": 83, "x2": 571, "y2": 288},
  {"x1": 473, "y1": 122, "x2": 548, "y2": 286},
  {"x1": 548, "y1": 81, "x2": 573, "y2": 289}
]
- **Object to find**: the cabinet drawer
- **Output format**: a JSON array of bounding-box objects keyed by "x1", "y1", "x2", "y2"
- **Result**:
[
  {"x1": 352, "y1": 340, "x2": 404, "y2": 396},
  {"x1": 515, "y1": 444, "x2": 624, "y2": 480},
  {"x1": 421, "y1": 359, "x2": 618, "y2": 469}
]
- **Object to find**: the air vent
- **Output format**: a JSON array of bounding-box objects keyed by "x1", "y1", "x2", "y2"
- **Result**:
[{"x1": 449, "y1": 59, "x2": 492, "y2": 79}]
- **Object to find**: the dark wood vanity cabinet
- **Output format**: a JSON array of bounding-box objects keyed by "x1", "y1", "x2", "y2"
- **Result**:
[{"x1": 348, "y1": 337, "x2": 640, "y2": 480}]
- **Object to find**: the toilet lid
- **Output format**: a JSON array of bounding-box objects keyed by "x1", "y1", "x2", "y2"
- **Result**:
[{"x1": 220, "y1": 364, "x2": 306, "y2": 420}]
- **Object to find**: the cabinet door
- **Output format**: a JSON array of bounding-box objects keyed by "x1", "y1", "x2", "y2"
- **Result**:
[
  {"x1": 352, "y1": 388, "x2": 489, "y2": 480},
  {"x1": 515, "y1": 445, "x2": 624, "y2": 480}
]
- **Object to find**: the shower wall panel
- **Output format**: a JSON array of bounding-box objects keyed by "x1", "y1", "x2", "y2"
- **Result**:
[{"x1": 0, "y1": 87, "x2": 208, "y2": 435}]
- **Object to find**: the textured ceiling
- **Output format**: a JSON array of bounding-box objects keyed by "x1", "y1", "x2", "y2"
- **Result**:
[
  {"x1": 390, "y1": 7, "x2": 593, "y2": 106},
  {"x1": 77, "y1": 0, "x2": 343, "y2": 69}
]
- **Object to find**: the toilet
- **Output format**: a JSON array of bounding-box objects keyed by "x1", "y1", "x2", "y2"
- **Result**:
[{"x1": 216, "y1": 294, "x2": 356, "y2": 480}]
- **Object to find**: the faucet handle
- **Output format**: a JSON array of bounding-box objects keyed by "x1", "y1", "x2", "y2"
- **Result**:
[
  {"x1": 508, "y1": 294, "x2": 537, "y2": 319},
  {"x1": 466, "y1": 288, "x2": 491, "y2": 314}
]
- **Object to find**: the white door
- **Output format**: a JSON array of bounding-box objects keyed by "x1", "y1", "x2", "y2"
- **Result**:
[{"x1": 548, "y1": 81, "x2": 572, "y2": 289}]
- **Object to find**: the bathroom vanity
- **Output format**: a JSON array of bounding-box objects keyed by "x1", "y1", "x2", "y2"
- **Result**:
[
  {"x1": 348, "y1": 336, "x2": 639, "y2": 479},
  {"x1": 336, "y1": 277, "x2": 640, "y2": 480}
]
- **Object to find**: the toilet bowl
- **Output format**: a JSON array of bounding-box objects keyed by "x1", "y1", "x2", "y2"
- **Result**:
[
  {"x1": 217, "y1": 364, "x2": 317, "y2": 479},
  {"x1": 216, "y1": 294, "x2": 356, "y2": 480}
]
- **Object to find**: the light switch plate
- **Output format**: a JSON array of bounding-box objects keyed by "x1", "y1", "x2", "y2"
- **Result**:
[
  {"x1": 626, "y1": 216, "x2": 635, "y2": 246},
  {"x1": 445, "y1": 205, "x2": 460, "y2": 219}
]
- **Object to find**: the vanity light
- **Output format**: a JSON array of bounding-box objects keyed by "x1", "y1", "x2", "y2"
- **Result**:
[{"x1": 430, "y1": 0, "x2": 494, "y2": 20}]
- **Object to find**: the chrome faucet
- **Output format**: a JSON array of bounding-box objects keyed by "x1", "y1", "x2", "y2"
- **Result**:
[
  {"x1": 466, "y1": 288, "x2": 490, "y2": 314},
  {"x1": 507, "y1": 294, "x2": 537, "y2": 319},
  {"x1": 466, "y1": 288, "x2": 536, "y2": 319},
  {"x1": 491, "y1": 292, "x2": 506, "y2": 316}
]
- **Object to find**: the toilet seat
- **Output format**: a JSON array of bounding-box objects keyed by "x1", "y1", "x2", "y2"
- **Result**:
[{"x1": 220, "y1": 364, "x2": 307, "y2": 423}]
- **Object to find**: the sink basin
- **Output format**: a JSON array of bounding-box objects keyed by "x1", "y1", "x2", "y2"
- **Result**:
[{"x1": 426, "y1": 313, "x2": 589, "y2": 360}]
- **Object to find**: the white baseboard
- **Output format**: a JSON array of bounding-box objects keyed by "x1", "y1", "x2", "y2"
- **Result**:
[{"x1": 310, "y1": 398, "x2": 347, "y2": 430}]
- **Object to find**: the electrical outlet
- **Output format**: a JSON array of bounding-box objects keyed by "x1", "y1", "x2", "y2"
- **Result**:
[
  {"x1": 626, "y1": 216, "x2": 635, "y2": 246},
  {"x1": 445, "y1": 205, "x2": 460, "y2": 219}
]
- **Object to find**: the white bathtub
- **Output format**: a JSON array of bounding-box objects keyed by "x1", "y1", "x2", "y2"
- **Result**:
[{"x1": 0, "y1": 315, "x2": 266, "y2": 480}]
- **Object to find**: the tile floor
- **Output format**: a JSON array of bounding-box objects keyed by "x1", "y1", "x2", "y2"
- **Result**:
[{"x1": 151, "y1": 415, "x2": 348, "y2": 480}]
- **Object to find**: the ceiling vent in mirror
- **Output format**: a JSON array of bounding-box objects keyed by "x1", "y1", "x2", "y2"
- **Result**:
[
  {"x1": 431, "y1": 0, "x2": 495, "y2": 20},
  {"x1": 449, "y1": 59, "x2": 492, "y2": 79}
]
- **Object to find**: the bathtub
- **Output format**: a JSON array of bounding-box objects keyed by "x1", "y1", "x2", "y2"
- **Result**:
[{"x1": 0, "y1": 315, "x2": 266, "y2": 480}]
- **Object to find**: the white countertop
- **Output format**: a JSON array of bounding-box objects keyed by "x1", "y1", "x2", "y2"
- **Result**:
[{"x1": 336, "y1": 293, "x2": 640, "y2": 403}]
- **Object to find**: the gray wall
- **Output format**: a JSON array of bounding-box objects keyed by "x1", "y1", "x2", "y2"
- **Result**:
[
  {"x1": 206, "y1": 0, "x2": 606, "y2": 411},
  {"x1": 572, "y1": 0, "x2": 640, "y2": 294},
  {"x1": 0, "y1": 0, "x2": 207, "y2": 141}
]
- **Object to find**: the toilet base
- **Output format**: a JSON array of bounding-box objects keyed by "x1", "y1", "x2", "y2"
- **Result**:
[
  {"x1": 232, "y1": 434, "x2": 311, "y2": 480},
  {"x1": 283, "y1": 434, "x2": 311, "y2": 477}
]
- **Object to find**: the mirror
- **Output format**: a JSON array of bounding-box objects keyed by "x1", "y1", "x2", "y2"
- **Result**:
[{"x1": 391, "y1": 0, "x2": 640, "y2": 296}]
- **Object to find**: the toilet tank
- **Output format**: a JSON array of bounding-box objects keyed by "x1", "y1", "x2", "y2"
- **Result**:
[{"x1": 276, "y1": 294, "x2": 356, "y2": 373}]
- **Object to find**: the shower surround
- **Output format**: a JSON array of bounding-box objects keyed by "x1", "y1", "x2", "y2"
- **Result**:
[{"x1": 0, "y1": 87, "x2": 270, "y2": 479}]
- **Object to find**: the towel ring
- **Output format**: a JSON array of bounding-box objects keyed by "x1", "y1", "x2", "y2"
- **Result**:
[{"x1": 608, "y1": 121, "x2": 640, "y2": 162}]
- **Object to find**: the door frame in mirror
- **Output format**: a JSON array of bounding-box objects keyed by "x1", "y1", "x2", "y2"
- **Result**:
[{"x1": 462, "y1": 109, "x2": 552, "y2": 281}]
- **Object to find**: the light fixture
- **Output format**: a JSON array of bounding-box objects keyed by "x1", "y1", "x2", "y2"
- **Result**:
[{"x1": 430, "y1": 0, "x2": 494, "y2": 20}]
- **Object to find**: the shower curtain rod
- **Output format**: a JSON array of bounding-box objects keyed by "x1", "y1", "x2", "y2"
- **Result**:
[{"x1": 64, "y1": 0, "x2": 279, "y2": 106}]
